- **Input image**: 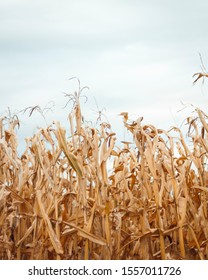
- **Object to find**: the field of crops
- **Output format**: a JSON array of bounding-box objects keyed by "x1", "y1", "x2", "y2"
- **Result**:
[{"x1": 0, "y1": 78, "x2": 208, "y2": 260}]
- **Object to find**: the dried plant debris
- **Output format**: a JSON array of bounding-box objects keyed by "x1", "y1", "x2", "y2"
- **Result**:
[
  {"x1": 1, "y1": 84, "x2": 208, "y2": 260},
  {"x1": 193, "y1": 53, "x2": 208, "y2": 84}
]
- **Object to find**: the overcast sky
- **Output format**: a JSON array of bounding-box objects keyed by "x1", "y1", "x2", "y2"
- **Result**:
[{"x1": 1, "y1": 0, "x2": 208, "y2": 152}]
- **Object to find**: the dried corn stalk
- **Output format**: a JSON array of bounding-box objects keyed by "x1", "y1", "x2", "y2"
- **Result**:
[{"x1": 0, "y1": 90, "x2": 208, "y2": 260}]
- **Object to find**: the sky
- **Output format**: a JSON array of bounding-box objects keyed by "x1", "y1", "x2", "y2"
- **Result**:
[{"x1": 1, "y1": 0, "x2": 208, "y2": 153}]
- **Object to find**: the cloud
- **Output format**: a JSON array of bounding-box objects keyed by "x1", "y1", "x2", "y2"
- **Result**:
[
  {"x1": 0, "y1": 1, "x2": 142, "y2": 52},
  {"x1": 3, "y1": 0, "x2": 206, "y2": 54}
]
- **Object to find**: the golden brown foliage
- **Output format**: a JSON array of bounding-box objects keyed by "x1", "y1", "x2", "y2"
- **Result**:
[{"x1": 0, "y1": 99, "x2": 208, "y2": 260}]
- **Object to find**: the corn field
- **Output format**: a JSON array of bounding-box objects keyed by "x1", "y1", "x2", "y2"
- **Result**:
[{"x1": 1, "y1": 81, "x2": 208, "y2": 260}]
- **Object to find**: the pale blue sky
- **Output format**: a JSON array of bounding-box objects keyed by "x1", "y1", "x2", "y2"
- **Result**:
[{"x1": 1, "y1": 0, "x2": 208, "y2": 152}]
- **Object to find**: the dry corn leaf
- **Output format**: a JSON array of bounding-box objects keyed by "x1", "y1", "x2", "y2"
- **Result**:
[
  {"x1": 36, "y1": 190, "x2": 63, "y2": 255},
  {"x1": 56, "y1": 123, "x2": 82, "y2": 178}
]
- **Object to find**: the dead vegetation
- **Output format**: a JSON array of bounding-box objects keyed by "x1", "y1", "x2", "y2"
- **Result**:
[{"x1": 0, "y1": 79, "x2": 208, "y2": 260}]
